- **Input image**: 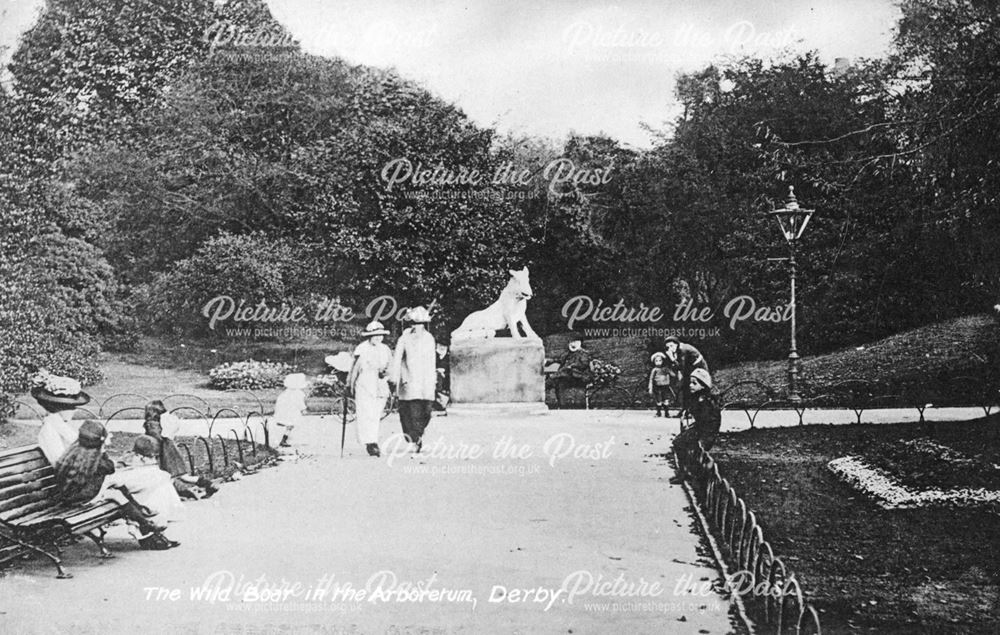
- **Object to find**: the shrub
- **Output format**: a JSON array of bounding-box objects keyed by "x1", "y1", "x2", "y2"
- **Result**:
[
  {"x1": 208, "y1": 359, "x2": 297, "y2": 390},
  {"x1": 140, "y1": 232, "x2": 309, "y2": 337},
  {"x1": 0, "y1": 320, "x2": 103, "y2": 420},
  {"x1": 0, "y1": 222, "x2": 116, "y2": 419}
]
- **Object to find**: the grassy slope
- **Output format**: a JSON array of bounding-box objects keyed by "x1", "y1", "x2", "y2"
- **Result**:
[{"x1": 547, "y1": 314, "x2": 999, "y2": 405}]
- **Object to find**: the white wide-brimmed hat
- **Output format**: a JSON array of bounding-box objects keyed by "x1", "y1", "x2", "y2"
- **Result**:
[
  {"x1": 690, "y1": 368, "x2": 713, "y2": 390},
  {"x1": 406, "y1": 306, "x2": 432, "y2": 323},
  {"x1": 325, "y1": 352, "x2": 354, "y2": 373},
  {"x1": 283, "y1": 373, "x2": 308, "y2": 390},
  {"x1": 650, "y1": 352, "x2": 667, "y2": 364},
  {"x1": 31, "y1": 369, "x2": 90, "y2": 407},
  {"x1": 361, "y1": 321, "x2": 389, "y2": 337}
]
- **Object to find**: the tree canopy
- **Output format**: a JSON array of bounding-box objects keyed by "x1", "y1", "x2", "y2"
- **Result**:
[{"x1": 2, "y1": 0, "x2": 1000, "y2": 413}]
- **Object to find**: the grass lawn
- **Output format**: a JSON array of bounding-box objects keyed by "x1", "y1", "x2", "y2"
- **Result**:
[
  {"x1": 547, "y1": 314, "x2": 999, "y2": 407},
  {"x1": 7, "y1": 334, "x2": 355, "y2": 421},
  {"x1": 709, "y1": 416, "x2": 1000, "y2": 634}
]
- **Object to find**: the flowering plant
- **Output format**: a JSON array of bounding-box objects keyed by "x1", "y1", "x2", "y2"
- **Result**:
[
  {"x1": 829, "y1": 455, "x2": 1000, "y2": 510},
  {"x1": 30, "y1": 369, "x2": 83, "y2": 396},
  {"x1": 208, "y1": 360, "x2": 296, "y2": 390},
  {"x1": 588, "y1": 359, "x2": 622, "y2": 388}
]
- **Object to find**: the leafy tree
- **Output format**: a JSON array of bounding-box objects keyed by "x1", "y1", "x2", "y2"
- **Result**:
[
  {"x1": 889, "y1": 0, "x2": 1000, "y2": 304},
  {"x1": 5, "y1": 0, "x2": 217, "y2": 175},
  {"x1": 74, "y1": 50, "x2": 530, "y2": 334}
]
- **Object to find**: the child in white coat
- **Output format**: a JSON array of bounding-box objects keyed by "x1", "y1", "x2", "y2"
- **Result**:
[{"x1": 273, "y1": 373, "x2": 308, "y2": 448}]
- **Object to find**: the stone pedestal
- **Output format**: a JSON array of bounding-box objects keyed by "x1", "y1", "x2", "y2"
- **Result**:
[{"x1": 450, "y1": 338, "x2": 547, "y2": 411}]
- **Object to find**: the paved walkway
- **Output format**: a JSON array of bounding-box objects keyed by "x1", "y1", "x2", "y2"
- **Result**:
[
  {"x1": 716, "y1": 405, "x2": 987, "y2": 431},
  {"x1": 10, "y1": 405, "x2": 988, "y2": 443},
  {"x1": 0, "y1": 411, "x2": 739, "y2": 635}
]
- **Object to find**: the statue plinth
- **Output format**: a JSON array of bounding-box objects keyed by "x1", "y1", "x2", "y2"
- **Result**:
[{"x1": 449, "y1": 338, "x2": 547, "y2": 411}]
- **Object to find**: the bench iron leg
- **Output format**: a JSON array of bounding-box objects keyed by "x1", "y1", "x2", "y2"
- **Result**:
[
  {"x1": 2, "y1": 533, "x2": 72, "y2": 578},
  {"x1": 86, "y1": 530, "x2": 115, "y2": 559}
]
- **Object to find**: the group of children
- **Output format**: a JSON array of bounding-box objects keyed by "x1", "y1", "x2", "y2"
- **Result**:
[
  {"x1": 32, "y1": 371, "x2": 221, "y2": 551},
  {"x1": 648, "y1": 336, "x2": 722, "y2": 484},
  {"x1": 647, "y1": 335, "x2": 712, "y2": 417}
]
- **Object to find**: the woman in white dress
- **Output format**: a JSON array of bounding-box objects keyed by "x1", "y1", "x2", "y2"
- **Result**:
[
  {"x1": 32, "y1": 371, "x2": 91, "y2": 464},
  {"x1": 348, "y1": 321, "x2": 393, "y2": 457}
]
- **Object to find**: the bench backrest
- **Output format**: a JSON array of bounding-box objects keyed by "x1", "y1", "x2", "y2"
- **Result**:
[{"x1": 0, "y1": 446, "x2": 58, "y2": 525}]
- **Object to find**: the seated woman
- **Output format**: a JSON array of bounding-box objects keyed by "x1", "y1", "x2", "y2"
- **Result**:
[
  {"x1": 143, "y1": 401, "x2": 219, "y2": 499},
  {"x1": 54, "y1": 421, "x2": 180, "y2": 550},
  {"x1": 32, "y1": 371, "x2": 91, "y2": 465}
]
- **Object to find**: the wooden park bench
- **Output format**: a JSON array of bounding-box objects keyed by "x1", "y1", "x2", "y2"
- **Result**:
[{"x1": 0, "y1": 445, "x2": 130, "y2": 578}]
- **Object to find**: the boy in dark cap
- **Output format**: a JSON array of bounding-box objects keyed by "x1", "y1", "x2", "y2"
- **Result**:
[{"x1": 670, "y1": 369, "x2": 722, "y2": 484}]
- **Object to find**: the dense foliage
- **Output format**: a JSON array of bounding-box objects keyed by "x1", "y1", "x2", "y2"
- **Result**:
[
  {"x1": 2, "y1": 0, "x2": 999, "y2": 415},
  {"x1": 76, "y1": 51, "x2": 529, "y2": 333}
]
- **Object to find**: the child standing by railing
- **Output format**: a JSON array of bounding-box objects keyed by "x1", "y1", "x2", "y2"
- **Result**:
[{"x1": 648, "y1": 352, "x2": 676, "y2": 417}]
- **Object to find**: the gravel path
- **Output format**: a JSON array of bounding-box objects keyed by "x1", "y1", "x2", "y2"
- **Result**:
[{"x1": 1, "y1": 410, "x2": 738, "y2": 634}]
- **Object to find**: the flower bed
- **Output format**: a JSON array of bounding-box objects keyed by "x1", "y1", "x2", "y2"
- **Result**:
[
  {"x1": 829, "y1": 448, "x2": 1000, "y2": 510},
  {"x1": 208, "y1": 360, "x2": 297, "y2": 390},
  {"x1": 711, "y1": 418, "x2": 1000, "y2": 633}
]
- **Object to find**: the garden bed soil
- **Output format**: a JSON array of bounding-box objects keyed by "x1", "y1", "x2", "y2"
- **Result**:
[
  {"x1": 708, "y1": 416, "x2": 1000, "y2": 634},
  {"x1": 873, "y1": 438, "x2": 1000, "y2": 491}
]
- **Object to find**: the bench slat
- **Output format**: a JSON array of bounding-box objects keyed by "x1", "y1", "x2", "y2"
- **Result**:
[
  {"x1": 0, "y1": 486, "x2": 56, "y2": 514},
  {"x1": 1, "y1": 499, "x2": 63, "y2": 524},
  {"x1": 0, "y1": 459, "x2": 52, "y2": 479},
  {"x1": 0, "y1": 450, "x2": 47, "y2": 470},
  {"x1": 59, "y1": 501, "x2": 123, "y2": 526},
  {"x1": 0, "y1": 471, "x2": 54, "y2": 493},
  {"x1": 6, "y1": 499, "x2": 73, "y2": 525},
  {"x1": 0, "y1": 445, "x2": 44, "y2": 460},
  {"x1": 0, "y1": 446, "x2": 44, "y2": 460},
  {"x1": 15, "y1": 498, "x2": 121, "y2": 527},
  {"x1": 64, "y1": 507, "x2": 124, "y2": 534},
  {"x1": 0, "y1": 479, "x2": 55, "y2": 504}
]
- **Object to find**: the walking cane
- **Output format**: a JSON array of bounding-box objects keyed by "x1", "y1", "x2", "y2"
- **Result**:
[
  {"x1": 325, "y1": 353, "x2": 355, "y2": 460},
  {"x1": 340, "y1": 386, "x2": 348, "y2": 459}
]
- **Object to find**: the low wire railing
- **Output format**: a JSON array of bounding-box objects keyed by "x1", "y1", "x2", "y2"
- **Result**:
[
  {"x1": 718, "y1": 376, "x2": 1000, "y2": 427},
  {"x1": 675, "y1": 441, "x2": 823, "y2": 634},
  {"x1": 91, "y1": 396, "x2": 275, "y2": 479}
]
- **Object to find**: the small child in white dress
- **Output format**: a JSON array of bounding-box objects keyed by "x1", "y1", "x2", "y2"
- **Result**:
[{"x1": 273, "y1": 373, "x2": 308, "y2": 447}]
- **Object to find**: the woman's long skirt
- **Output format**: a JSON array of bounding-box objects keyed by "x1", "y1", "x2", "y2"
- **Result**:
[{"x1": 355, "y1": 393, "x2": 386, "y2": 445}]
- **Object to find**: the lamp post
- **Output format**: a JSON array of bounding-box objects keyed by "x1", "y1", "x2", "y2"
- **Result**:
[{"x1": 769, "y1": 186, "x2": 814, "y2": 402}]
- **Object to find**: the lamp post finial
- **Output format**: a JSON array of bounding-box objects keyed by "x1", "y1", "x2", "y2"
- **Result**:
[{"x1": 786, "y1": 186, "x2": 798, "y2": 209}]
